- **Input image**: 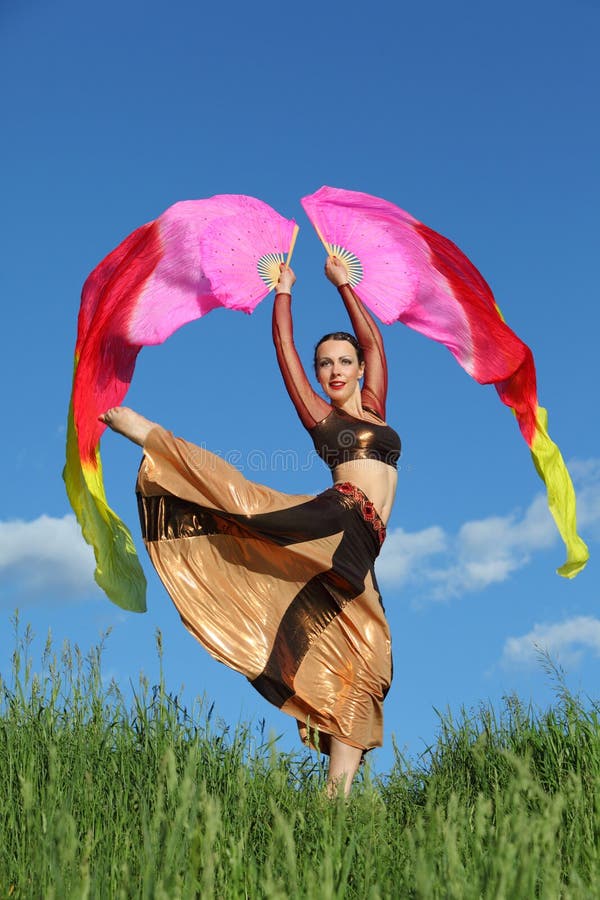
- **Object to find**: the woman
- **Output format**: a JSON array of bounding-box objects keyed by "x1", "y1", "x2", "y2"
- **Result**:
[{"x1": 101, "y1": 257, "x2": 400, "y2": 796}]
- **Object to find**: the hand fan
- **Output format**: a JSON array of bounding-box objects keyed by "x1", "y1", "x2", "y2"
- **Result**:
[{"x1": 65, "y1": 195, "x2": 297, "y2": 610}]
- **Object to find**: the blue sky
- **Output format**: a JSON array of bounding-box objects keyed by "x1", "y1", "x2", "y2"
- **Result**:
[{"x1": 1, "y1": 0, "x2": 598, "y2": 773}]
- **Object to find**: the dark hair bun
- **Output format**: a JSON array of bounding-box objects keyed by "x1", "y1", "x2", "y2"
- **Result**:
[{"x1": 314, "y1": 333, "x2": 364, "y2": 368}]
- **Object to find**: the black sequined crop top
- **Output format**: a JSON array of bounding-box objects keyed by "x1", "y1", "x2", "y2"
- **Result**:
[
  {"x1": 272, "y1": 283, "x2": 401, "y2": 470},
  {"x1": 309, "y1": 406, "x2": 401, "y2": 470}
]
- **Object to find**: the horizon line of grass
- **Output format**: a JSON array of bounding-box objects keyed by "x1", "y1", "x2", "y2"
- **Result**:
[{"x1": 2, "y1": 615, "x2": 600, "y2": 897}]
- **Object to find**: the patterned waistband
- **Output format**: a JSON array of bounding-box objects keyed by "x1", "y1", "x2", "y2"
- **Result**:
[{"x1": 333, "y1": 482, "x2": 387, "y2": 546}]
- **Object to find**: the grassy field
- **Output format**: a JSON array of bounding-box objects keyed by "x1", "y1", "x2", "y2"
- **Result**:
[{"x1": 2, "y1": 620, "x2": 600, "y2": 898}]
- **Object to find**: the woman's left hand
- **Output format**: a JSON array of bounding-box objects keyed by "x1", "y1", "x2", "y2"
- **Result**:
[{"x1": 325, "y1": 256, "x2": 350, "y2": 287}]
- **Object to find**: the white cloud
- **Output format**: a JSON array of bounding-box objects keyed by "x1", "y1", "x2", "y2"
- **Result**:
[
  {"x1": 376, "y1": 525, "x2": 447, "y2": 584},
  {"x1": 501, "y1": 617, "x2": 600, "y2": 668},
  {"x1": 0, "y1": 514, "x2": 98, "y2": 603},
  {"x1": 378, "y1": 458, "x2": 600, "y2": 600}
]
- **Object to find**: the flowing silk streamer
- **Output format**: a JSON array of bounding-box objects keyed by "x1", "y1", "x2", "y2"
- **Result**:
[
  {"x1": 301, "y1": 185, "x2": 588, "y2": 577},
  {"x1": 64, "y1": 196, "x2": 297, "y2": 611}
]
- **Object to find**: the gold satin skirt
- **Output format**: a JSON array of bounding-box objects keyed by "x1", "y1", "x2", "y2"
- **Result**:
[{"x1": 136, "y1": 426, "x2": 392, "y2": 754}]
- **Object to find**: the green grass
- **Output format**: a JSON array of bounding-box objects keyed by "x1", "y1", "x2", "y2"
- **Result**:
[{"x1": 2, "y1": 618, "x2": 600, "y2": 898}]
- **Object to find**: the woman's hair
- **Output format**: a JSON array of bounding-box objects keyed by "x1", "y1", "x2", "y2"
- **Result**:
[{"x1": 313, "y1": 332, "x2": 364, "y2": 369}]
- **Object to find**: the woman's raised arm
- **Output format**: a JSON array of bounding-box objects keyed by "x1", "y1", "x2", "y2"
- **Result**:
[
  {"x1": 325, "y1": 257, "x2": 388, "y2": 419},
  {"x1": 272, "y1": 267, "x2": 330, "y2": 430}
]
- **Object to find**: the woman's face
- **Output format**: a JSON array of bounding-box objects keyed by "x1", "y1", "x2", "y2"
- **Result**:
[{"x1": 314, "y1": 339, "x2": 365, "y2": 405}]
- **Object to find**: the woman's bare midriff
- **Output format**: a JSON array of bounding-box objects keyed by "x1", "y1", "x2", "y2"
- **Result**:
[{"x1": 332, "y1": 458, "x2": 397, "y2": 525}]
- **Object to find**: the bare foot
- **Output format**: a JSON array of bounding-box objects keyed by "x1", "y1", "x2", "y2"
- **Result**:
[
  {"x1": 326, "y1": 738, "x2": 362, "y2": 798},
  {"x1": 99, "y1": 407, "x2": 157, "y2": 447}
]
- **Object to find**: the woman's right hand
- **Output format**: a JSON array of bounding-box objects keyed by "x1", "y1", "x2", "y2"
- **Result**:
[{"x1": 276, "y1": 263, "x2": 296, "y2": 294}]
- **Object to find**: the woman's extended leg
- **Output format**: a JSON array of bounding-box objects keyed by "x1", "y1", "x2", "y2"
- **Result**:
[
  {"x1": 100, "y1": 406, "x2": 156, "y2": 446},
  {"x1": 327, "y1": 738, "x2": 363, "y2": 798}
]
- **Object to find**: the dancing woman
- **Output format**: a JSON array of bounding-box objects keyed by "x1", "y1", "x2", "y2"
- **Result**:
[{"x1": 101, "y1": 256, "x2": 400, "y2": 796}]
